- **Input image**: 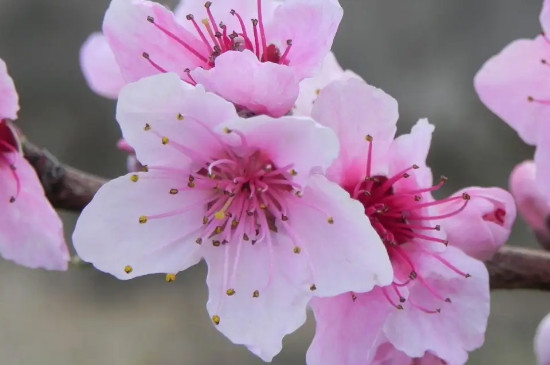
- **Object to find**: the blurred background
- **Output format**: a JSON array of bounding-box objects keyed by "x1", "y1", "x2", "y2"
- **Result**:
[{"x1": 0, "y1": 0, "x2": 547, "y2": 364}]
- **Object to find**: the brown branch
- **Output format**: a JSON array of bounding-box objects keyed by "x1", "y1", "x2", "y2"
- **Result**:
[
  {"x1": 20, "y1": 142, "x2": 550, "y2": 290},
  {"x1": 22, "y1": 141, "x2": 106, "y2": 211},
  {"x1": 487, "y1": 246, "x2": 550, "y2": 290}
]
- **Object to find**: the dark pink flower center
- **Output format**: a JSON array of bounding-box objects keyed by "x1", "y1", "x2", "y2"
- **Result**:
[
  {"x1": 0, "y1": 120, "x2": 21, "y2": 204},
  {"x1": 144, "y1": 0, "x2": 292, "y2": 82},
  {"x1": 346, "y1": 136, "x2": 472, "y2": 313}
]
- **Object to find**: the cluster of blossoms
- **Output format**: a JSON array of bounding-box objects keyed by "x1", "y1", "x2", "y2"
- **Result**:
[{"x1": 2, "y1": 0, "x2": 550, "y2": 363}]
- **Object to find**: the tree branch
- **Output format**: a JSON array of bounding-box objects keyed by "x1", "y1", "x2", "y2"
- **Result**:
[
  {"x1": 21, "y1": 142, "x2": 550, "y2": 290},
  {"x1": 23, "y1": 141, "x2": 106, "y2": 211}
]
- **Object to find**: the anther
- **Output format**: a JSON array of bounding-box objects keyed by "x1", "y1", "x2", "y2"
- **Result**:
[
  {"x1": 161, "y1": 136, "x2": 169, "y2": 145},
  {"x1": 409, "y1": 271, "x2": 418, "y2": 279},
  {"x1": 414, "y1": 195, "x2": 422, "y2": 201},
  {"x1": 177, "y1": 113, "x2": 184, "y2": 121},
  {"x1": 186, "y1": 14, "x2": 194, "y2": 20},
  {"x1": 195, "y1": 238, "x2": 203, "y2": 245},
  {"x1": 310, "y1": 284, "x2": 317, "y2": 291},
  {"x1": 9, "y1": 196, "x2": 16, "y2": 203},
  {"x1": 144, "y1": 123, "x2": 151, "y2": 131},
  {"x1": 445, "y1": 298, "x2": 452, "y2": 303},
  {"x1": 440, "y1": 176, "x2": 448, "y2": 183},
  {"x1": 202, "y1": 217, "x2": 209, "y2": 224},
  {"x1": 293, "y1": 246, "x2": 301, "y2": 254},
  {"x1": 169, "y1": 189, "x2": 179, "y2": 195},
  {"x1": 124, "y1": 265, "x2": 133, "y2": 274},
  {"x1": 212, "y1": 315, "x2": 220, "y2": 325},
  {"x1": 142, "y1": 52, "x2": 150, "y2": 59},
  {"x1": 146, "y1": 16, "x2": 155, "y2": 23},
  {"x1": 214, "y1": 211, "x2": 226, "y2": 220},
  {"x1": 528, "y1": 96, "x2": 535, "y2": 102},
  {"x1": 212, "y1": 240, "x2": 221, "y2": 247},
  {"x1": 465, "y1": 273, "x2": 472, "y2": 278},
  {"x1": 243, "y1": 234, "x2": 249, "y2": 241},
  {"x1": 327, "y1": 217, "x2": 334, "y2": 224},
  {"x1": 252, "y1": 290, "x2": 260, "y2": 298},
  {"x1": 188, "y1": 181, "x2": 196, "y2": 188},
  {"x1": 351, "y1": 293, "x2": 358, "y2": 302},
  {"x1": 462, "y1": 192, "x2": 471, "y2": 200},
  {"x1": 130, "y1": 174, "x2": 139, "y2": 182},
  {"x1": 139, "y1": 216, "x2": 148, "y2": 224},
  {"x1": 204, "y1": 1, "x2": 212, "y2": 8},
  {"x1": 226, "y1": 288, "x2": 236, "y2": 296},
  {"x1": 412, "y1": 164, "x2": 419, "y2": 169},
  {"x1": 435, "y1": 225, "x2": 441, "y2": 231},
  {"x1": 365, "y1": 135, "x2": 373, "y2": 142},
  {"x1": 281, "y1": 214, "x2": 289, "y2": 221},
  {"x1": 289, "y1": 169, "x2": 298, "y2": 176},
  {"x1": 165, "y1": 274, "x2": 176, "y2": 282}
]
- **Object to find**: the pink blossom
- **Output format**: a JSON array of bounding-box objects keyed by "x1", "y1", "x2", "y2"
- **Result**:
[
  {"x1": 80, "y1": 33, "x2": 125, "y2": 99},
  {"x1": 535, "y1": 312, "x2": 550, "y2": 365},
  {"x1": 306, "y1": 78, "x2": 514, "y2": 365},
  {"x1": 0, "y1": 58, "x2": 69, "y2": 270},
  {"x1": 474, "y1": 0, "x2": 550, "y2": 200},
  {"x1": 72, "y1": 73, "x2": 393, "y2": 361},
  {"x1": 83, "y1": 0, "x2": 343, "y2": 117},
  {"x1": 510, "y1": 160, "x2": 550, "y2": 249}
]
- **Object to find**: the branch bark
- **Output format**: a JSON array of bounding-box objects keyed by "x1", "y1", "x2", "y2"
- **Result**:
[
  {"x1": 23, "y1": 141, "x2": 106, "y2": 211},
  {"x1": 21, "y1": 142, "x2": 550, "y2": 290}
]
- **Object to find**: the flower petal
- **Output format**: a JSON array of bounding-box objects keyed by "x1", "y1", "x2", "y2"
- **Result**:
[
  {"x1": 383, "y1": 246, "x2": 490, "y2": 365},
  {"x1": 116, "y1": 73, "x2": 237, "y2": 168},
  {"x1": 440, "y1": 187, "x2": 516, "y2": 260},
  {"x1": 307, "y1": 289, "x2": 394, "y2": 365},
  {"x1": 80, "y1": 32, "x2": 126, "y2": 99},
  {"x1": 474, "y1": 36, "x2": 550, "y2": 145},
  {"x1": 284, "y1": 175, "x2": 393, "y2": 296},
  {"x1": 203, "y1": 231, "x2": 309, "y2": 362},
  {"x1": 191, "y1": 50, "x2": 299, "y2": 117},
  {"x1": 311, "y1": 78, "x2": 398, "y2": 186},
  {"x1": 0, "y1": 153, "x2": 68, "y2": 270},
  {"x1": 294, "y1": 52, "x2": 359, "y2": 117},
  {"x1": 0, "y1": 58, "x2": 19, "y2": 120},
  {"x1": 73, "y1": 170, "x2": 207, "y2": 279},
  {"x1": 510, "y1": 161, "x2": 550, "y2": 247},
  {"x1": 267, "y1": 0, "x2": 343, "y2": 79},
  {"x1": 221, "y1": 114, "x2": 339, "y2": 188},
  {"x1": 535, "y1": 312, "x2": 550, "y2": 365},
  {"x1": 541, "y1": 0, "x2": 550, "y2": 35},
  {"x1": 535, "y1": 122, "x2": 550, "y2": 201},
  {"x1": 103, "y1": 0, "x2": 206, "y2": 83}
]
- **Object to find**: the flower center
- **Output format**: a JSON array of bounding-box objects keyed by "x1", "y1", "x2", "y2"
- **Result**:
[
  {"x1": 0, "y1": 121, "x2": 21, "y2": 204},
  {"x1": 346, "y1": 135, "x2": 471, "y2": 313},
  {"x1": 144, "y1": 0, "x2": 292, "y2": 80}
]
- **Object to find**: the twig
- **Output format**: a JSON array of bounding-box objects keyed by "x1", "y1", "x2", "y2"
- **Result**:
[
  {"x1": 20, "y1": 142, "x2": 550, "y2": 290},
  {"x1": 22, "y1": 141, "x2": 106, "y2": 211}
]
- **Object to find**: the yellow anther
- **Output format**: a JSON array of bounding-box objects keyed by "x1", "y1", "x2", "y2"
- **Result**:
[
  {"x1": 365, "y1": 134, "x2": 373, "y2": 142},
  {"x1": 231, "y1": 220, "x2": 239, "y2": 228},
  {"x1": 315, "y1": 88, "x2": 321, "y2": 95},
  {"x1": 252, "y1": 290, "x2": 260, "y2": 298},
  {"x1": 310, "y1": 284, "x2": 317, "y2": 291},
  {"x1": 212, "y1": 315, "x2": 220, "y2": 325},
  {"x1": 124, "y1": 265, "x2": 133, "y2": 274},
  {"x1": 289, "y1": 169, "x2": 298, "y2": 176},
  {"x1": 212, "y1": 240, "x2": 221, "y2": 247},
  {"x1": 188, "y1": 181, "x2": 196, "y2": 188},
  {"x1": 214, "y1": 211, "x2": 226, "y2": 220},
  {"x1": 161, "y1": 136, "x2": 169, "y2": 145},
  {"x1": 226, "y1": 288, "x2": 236, "y2": 296},
  {"x1": 139, "y1": 216, "x2": 148, "y2": 224},
  {"x1": 169, "y1": 189, "x2": 179, "y2": 195},
  {"x1": 214, "y1": 226, "x2": 223, "y2": 234},
  {"x1": 260, "y1": 204, "x2": 267, "y2": 209},
  {"x1": 223, "y1": 127, "x2": 232, "y2": 134},
  {"x1": 144, "y1": 123, "x2": 151, "y2": 131},
  {"x1": 177, "y1": 113, "x2": 184, "y2": 120},
  {"x1": 165, "y1": 274, "x2": 176, "y2": 282},
  {"x1": 327, "y1": 217, "x2": 334, "y2": 224},
  {"x1": 130, "y1": 174, "x2": 139, "y2": 182},
  {"x1": 293, "y1": 246, "x2": 301, "y2": 254}
]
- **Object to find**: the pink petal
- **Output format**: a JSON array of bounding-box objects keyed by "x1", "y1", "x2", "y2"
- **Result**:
[
  {"x1": 535, "y1": 123, "x2": 550, "y2": 201},
  {"x1": 0, "y1": 153, "x2": 68, "y2": 270},
  {"x1": 510, "y1": 161, "x2": 550, "y2": 245},
  {"x1": 0, "y1": 58, "x2": 19, "y2": 120},
  {"x1": 202, "y1": 231, "x2": 310, "y2": 362},
  {"x1": 295, "y1": 52, "x2": 359, "y2": 117},
  {"x1": 383, "y1": 246, "x2": 490, "y2": 365},
  {"x1": 284, "y1": 175, "x2": 393, "y2": 296},
  {"x1": 191, "y1": 50, "x2": 299, "y2": 117},
  {"x1": 535, "y1": 312, "x2": 550, "y2": 365},
  {"x1": 389, "y1": 119, "x2": 435, "y2": 192},
  {"x1": 73, "y1": 171, "x2": 206, "y2": 279},
  {"x1": 116, "y1": 73, "x2": 237, "y2": 168},
  {"x1": 474, "y1": 36, "x2": 550, "y2": 145},
  {"x1": 103, "y1": 0, "x2": 206, "y2": 83},
  {"x1": 307, "y1": 289, "x2": 394, "y2": 365},
  {"x1": 267, "y1": 0, "x2": 343, "y2": 79},
  {"x1": 80, "y1": 32, "x2": 126, "y2": 99},
  {"x1": 373, "y1": 345, "x2": 446, "y2": 365},
  {"x1": 440, "y1": 187, "x2": 516, "y2": 260},
  {"x1": 221, "y1": 114, "x2": 339, "y2": 188},
  {"x1": 311, "y1": 78, "x2": 398, "y2": 186}
]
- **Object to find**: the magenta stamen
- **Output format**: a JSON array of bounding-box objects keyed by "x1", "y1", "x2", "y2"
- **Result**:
[
  {"x1": 201, "y1": 19, "x2": 221, "y2": 52},
  {"x1": 365, "y1": 136, "x2": 374, "y2": 178},
  {"x1": 230, "y1": 10, "x2": 253, "y2": 51},
  {"x1": 407, "y1": 198, "x2": 469, "y2": 221},
  {"x1": 184, "y1": 68, "x2": 198, "y2": 86},
  {"x1": 142, "y1": 52, "x2": 168, "y2": 73},
  {"x1": 186, "y1": 14, "x2": 214, "y2": 54},
  {"x1": 251, "y1": 19, "x2": 261, "y2": 59},
  {"x1": 408, "y1": 299, "x2": 440, "y2": 314},
  {"x1": 527, "y1": 95, "x2": 550, "y2": 105},
  {"x1": 278, "y1": 40, "x2": 292, "y2": 65},
  {"x1": 147, "y1": 16, "x2": 209, "y2": 64},
  {"x1": 382, "y1": 287, "x2": 403, "y2": 310},
  {"x1": 256, "y1": 0, "x2": 268, "y2": 61}
]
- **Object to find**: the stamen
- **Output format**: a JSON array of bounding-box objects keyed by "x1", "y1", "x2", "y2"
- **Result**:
[
  {"x1": 256, "y1": 0, "x2": 268, "y2": 61},
  {"x1": 142, "y1": 52, "x2": 168, "y2": 73},
  {"x1": 279, "y1": 40, "x2": 292, "y2": 64},
  {"x1": 186, "y1": 14, "x2": 214, "y2": 54}
]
